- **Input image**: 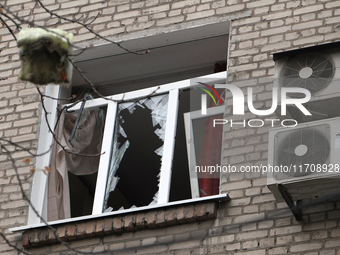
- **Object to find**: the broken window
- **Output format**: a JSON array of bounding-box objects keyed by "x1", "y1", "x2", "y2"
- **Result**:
[
  {"x1": 40, "y1": 72, "x2": 226, "y2": 221},
  {"x1": 104, "y1": 94, "x2": 169, "y2": 212}
]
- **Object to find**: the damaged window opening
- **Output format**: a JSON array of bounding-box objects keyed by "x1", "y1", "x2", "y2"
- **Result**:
[
  {"x1": 102, "y1": 85, "x2": 224, "y2": 213},
  {"x1": 37, "y1": 72, "x2": 226, "y2": 223},
  {"x1": 104, "y1": 94, "x2": 169, "y2": 212}
]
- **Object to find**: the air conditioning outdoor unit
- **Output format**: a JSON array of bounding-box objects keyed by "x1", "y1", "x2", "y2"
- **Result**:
[
  {"x1": 267, "y1": 117, "x2": 340, "y2": 203},
  {"x1": 274, "y1": 46, "x2": 340, "y2": 122}
]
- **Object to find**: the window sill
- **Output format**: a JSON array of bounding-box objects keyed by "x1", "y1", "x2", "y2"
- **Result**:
[{"x1": 11, "y1": 194, "x2": 229, "y2": 249}]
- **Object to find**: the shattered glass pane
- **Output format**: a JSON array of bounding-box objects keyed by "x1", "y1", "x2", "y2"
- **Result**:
[{"x1": 103, "y1": 94, "x2": 169, "y2": 212}]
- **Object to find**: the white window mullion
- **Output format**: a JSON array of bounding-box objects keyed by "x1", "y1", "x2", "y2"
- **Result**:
[
  {"x1": 157, "y1": 89, "x2": 180, "y2": 204},
  {"x1": 28, "y1": 84, "x2": 60, "y2": 225},
  {"x1": 92, "y1": 101, "x2": 117, "y2": 215}
]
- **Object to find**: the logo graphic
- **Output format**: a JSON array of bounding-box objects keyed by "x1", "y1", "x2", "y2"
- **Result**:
[
  {"x1": 200, "y1": 83, "x2": 312, "y2": 116},
  {"x1": 198, "y1": 82, "x2": 223, "y2": 115}
]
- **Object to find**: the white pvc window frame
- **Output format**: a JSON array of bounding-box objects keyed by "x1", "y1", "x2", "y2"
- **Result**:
[
  {"x1": 184, "y1": 105, "x2": 226, "y2": 199},
  {"x1": 27, "y1": 72, "x2": 226, "y2": 225}
]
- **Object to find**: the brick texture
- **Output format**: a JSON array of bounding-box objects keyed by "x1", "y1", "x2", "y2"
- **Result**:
[{"x1": 22, "y1": 202, "x2": 217, "y2": 249}]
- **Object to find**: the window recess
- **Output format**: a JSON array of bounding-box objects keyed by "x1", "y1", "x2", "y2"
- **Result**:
[{"x1": 35, "y1": 72, "x2": 226, "y2": 223}]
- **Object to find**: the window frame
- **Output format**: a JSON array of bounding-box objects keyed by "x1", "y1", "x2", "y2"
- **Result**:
[
  {"x1": 27, "y1": 72, "x2": 226, "y2": 225},
  {"x1": 184, "y1": 105, "x2": 226, "y2": 199}
]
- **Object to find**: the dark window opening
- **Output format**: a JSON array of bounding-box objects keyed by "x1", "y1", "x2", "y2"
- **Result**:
[
  {"x1": 68, "y1": 171, "x2": 98, "y2": 218},
  {"x1": 107, "y1": 106, "x2": 162, "y2": 210},
  {"x1": 104, "y1": 95, "x2": 169, "y2": 212}
]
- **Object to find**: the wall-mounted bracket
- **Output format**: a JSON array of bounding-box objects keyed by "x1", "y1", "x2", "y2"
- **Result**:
[{"x1": 277, "y1": 184, "x2": 302, "y2": 221}]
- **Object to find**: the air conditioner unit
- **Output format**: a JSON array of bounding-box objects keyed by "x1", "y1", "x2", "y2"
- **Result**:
[
  {"x1": 267, "y1": 117, "x2": 340, "y2": 203},
  {"x1": 274, "y1": 47, "x2": 340, "y2": 122}
]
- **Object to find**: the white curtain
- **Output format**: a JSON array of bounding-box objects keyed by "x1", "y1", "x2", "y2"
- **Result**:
[{"x1": 48, "y1": 109, "x2": 103, "y2": 221}]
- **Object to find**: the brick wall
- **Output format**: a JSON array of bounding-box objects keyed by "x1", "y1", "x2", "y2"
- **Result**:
[
  {"x1": 0, "y1": 0, "x2": 340, "y2": 254},
  {"x1": 22, "y1": 202, "x2": 217, "y2": 249}
]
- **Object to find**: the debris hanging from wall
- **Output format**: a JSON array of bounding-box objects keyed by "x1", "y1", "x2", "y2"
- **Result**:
[{"x1": 17, "y1": 28, "x2": 73, "y2": 86}]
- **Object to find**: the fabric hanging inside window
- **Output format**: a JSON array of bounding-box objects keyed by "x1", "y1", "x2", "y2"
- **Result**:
[
  {"x1": 196, "y1": 86, "x2": 224, "y2": 197},
  {"x1": 48, "y1": 108, "x2": 104, "y2": 221},
  {"x1": 197, "y1": 113, "x2": 223, "y2": 196}
]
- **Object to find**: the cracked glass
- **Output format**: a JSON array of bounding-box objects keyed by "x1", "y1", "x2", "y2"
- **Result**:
[{"x1": 103, "y1": 94, "x2": 169, "y2": 212}]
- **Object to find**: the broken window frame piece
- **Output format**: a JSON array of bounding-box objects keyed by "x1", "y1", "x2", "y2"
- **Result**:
[
  {"x1": 27, "y1": 72, "x2": 226, "y2": 224},
  {"x1": 184, "y1": 105, "x2": 225, "y2": 198}
]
